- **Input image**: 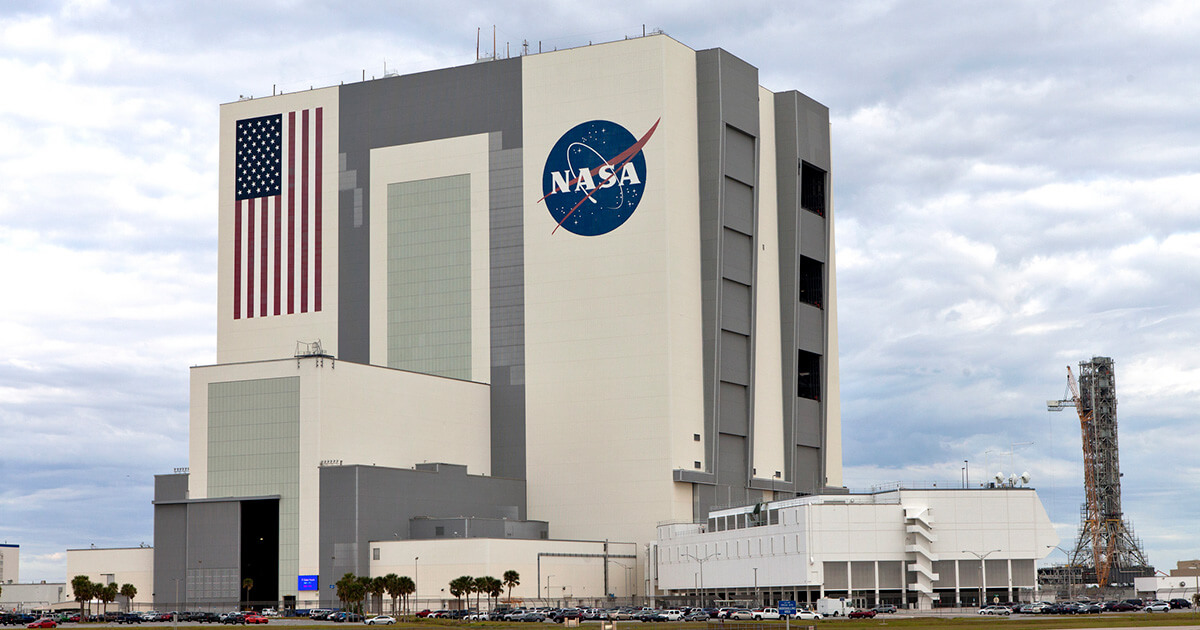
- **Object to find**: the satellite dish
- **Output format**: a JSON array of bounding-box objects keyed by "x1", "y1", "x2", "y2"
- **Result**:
[
  {"x1": 994, "y1": 472, "x2": 1004, "y2": 484},
  {"x1": 1008, "y1": 474, "x2": 1018, "y2": 486},
  {"x1": 1020, "y1": 471, "x2": 1031, "y2": 484}
]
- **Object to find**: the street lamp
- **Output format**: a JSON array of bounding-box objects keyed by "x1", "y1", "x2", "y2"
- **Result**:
[
  {"x1": 546, "y1": 575, "x2": 554, "y2": 601},
  {"x1": 963, "y1": 550, "x2": 1001, "y2": 608},
  {"x1": 682, "y1": 550, "x2": 720, "y2": 607},
  {"x1": 753, "y1": 568, "x2": 759, "y2": 608}
]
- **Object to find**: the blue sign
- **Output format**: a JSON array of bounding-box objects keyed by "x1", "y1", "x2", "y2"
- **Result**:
[
  {"x1": 540, "y1": 119, "x2": 659, "y2": 236},
  {"x1": 297, "y1": 575, "x2": 319, "y2": 591},
  {"x1": 779, "y1": 601, "x2": 797, "y2": 616}
]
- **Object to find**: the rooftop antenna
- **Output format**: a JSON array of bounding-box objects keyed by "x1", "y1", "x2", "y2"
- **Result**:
[
  {"x1": 493, "y1": 25, "x2": 496, "y2": 60},
  {"x1": 476, "y1": 27, "x2": 480, "y2": 61}
]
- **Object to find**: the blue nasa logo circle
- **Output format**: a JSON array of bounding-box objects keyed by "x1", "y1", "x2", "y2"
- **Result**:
[{"x1": 541, "y1": 119, "x2": 654, "y2": 236}]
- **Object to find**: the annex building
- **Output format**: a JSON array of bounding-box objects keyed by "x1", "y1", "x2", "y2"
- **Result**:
[{"x1": 47, "y1": 33, "x2": 1056, "y2": 614}]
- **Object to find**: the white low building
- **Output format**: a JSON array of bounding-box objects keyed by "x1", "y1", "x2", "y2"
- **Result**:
[{"x1": 654, "y1": 486, "x2": 1058, "y2": 610}]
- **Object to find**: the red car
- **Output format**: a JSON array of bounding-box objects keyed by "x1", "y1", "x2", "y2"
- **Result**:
[
  {"x1": 243, "y1": 615, "x2": 269, "y2": 624},
  {"x1": 848, "y1": 609, "x2": 876, "y2": 619},
  {"x1": 28, "y1": 620, "x2": 58, "y2": 629}
]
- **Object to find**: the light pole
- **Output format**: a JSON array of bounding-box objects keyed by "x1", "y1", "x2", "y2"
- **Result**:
[
  {"x1": 1047, "y1": 545, "x2": 1074, "y2": 600},
  {"x1": 753, "y1": 568, "x2": 759, "y2": 608},
  {"x1": 682, "y1": 550, "x2": 720, "y2": 607},
  {"x1": 546, "y1": 575, "x2": 554, "y2": 602},
  {"x1": 414, "y1": 556, "x2": 419, "y2": 612},
  {"x1": 963, "y1": 550, "x2": 1000, "y2": 608}
]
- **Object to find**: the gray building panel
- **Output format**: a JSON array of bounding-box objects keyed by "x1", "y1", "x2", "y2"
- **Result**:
[
  {"x1": 318, "y1": 463, "x2": 526, "y2": 606},
  {"x1": 155, "y1": 473, "x2": 189, "y2": 502},
  {"x1": 720, "y1": 279, "x2": 751, "y2": 335},
  {"x1": 694, "y1": 47, "x2": 762, "y2": 519},
  {"x1": 773, "y1": 89, "x2": 831, "y2": 495},
  {"x1": 336, "y1": 62, "x2": 526, "y2": 480},
  {"x1": 337, "y1": 59, "x2": 522, "y2": 365},
  {"x1": 152, "y1": 502, "x2": 187, "y2": 608}
]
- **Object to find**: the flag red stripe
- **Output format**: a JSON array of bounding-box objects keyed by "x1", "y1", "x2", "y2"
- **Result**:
[
  {"x1": 247, "y1": 197, "x2": 256, "y2": 318},
  {"x1": 273, "y1": 194, "x2": 281, "y2": 315},
  {"x1": 315, "y1": 107, "x2": 323, "y2": 312},
  {"x1": 287, "y1": 111, "x2": 296, "y2": 315},
  {"x1": 234, "y1": 200, "x2": 242, "y2": 319},
  {"x1": 259, "y1": 196, "x2": 268, "y2": 316},
  {"x1": 301, "y1": 109, "x2": 309, "y2": 313}
]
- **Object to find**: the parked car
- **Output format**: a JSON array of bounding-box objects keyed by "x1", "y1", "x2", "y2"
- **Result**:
[
  {"x1": 848, "y1": 609, "x2": 876, "y2": 619},
  {"x1": 243, "y1": 614, "x2": 269, "y2": 624},
  {"x1": 793, "y1": 610, "x2": 822, "y2": 620},
  {"x1": 115, "y1": 613, "x2": 144, "y2": 624},
  {"x1": 978, "y1": 606, "x2": 1011, "y2": 615},
  {"x1": 1144, "y1": 601, "x2": 1171, "y2": 613},
  {"x1": 26, "y1": 620, "x2": 56, "y2": 629},
  {"x1": 752, "y1": 608, "x2": 780, "y2": 620},
  {"x1": 1170, "y1": 598, "x2": 1193, "y2": 609},
  {"x1": 727, "y1": 610, "x2": 754, "y2": 621},
  {"x1": 364, "y1": 616, "x2": 395, "y2": 625},
  {"x1": 871, "y1": 604, "x2": 897, "y2": 614},
  {"x1": 714, "y1": 607, "x2": 739, "y2": 619}
]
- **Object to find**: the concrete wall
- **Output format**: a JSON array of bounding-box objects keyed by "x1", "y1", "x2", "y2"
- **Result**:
[
  {"x1": 369, "y1": 538, "x2": 639, "y2": 606},
  {"x1": 520, "y1": 32, "x2": 702, "y2": 556},
  {"x1": 65, "y1": 547, "x2": 154, "y2": 608}
]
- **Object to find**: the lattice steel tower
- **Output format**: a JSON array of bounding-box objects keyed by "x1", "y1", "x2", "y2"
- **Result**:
[{"x1": 1048, "y1": 356, "x2": 1149, "y2": 587}]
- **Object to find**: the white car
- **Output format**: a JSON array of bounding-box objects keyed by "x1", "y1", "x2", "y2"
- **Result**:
[
  {"x1": 978, "y1": 606, "x2": 1012, "y2": 615},
  {"x1": 793, "y1": 610, "x2": 822, "y2": 620},
  {"x1": 1145, "y1": 602, "x2": 1170, "y2": 612},
  {"x1": 753, "y1": 608, "x2": 781, "y2": 620},
  {"x1": 365, "y1": 616, "x2": 396, "y2": 625}
]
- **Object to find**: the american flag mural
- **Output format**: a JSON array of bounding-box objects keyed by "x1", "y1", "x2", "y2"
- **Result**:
[{"x1": 233, "y1": 108, "x2": 323, "y2": 319}]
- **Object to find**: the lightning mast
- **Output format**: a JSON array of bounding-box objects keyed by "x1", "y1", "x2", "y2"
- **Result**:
[{"x1": 1047, "y1": 356, "x2": 1149, "y2": 588}]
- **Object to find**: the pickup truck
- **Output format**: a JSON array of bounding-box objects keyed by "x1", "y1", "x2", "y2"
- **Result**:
[{"x1": 752, "y1": 608, "x2": 780, "y2": 620}]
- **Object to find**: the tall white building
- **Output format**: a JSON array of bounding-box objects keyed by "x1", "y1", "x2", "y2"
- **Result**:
[{"x1": 153, "y1": 33, "x2": 842, "y2": 608}]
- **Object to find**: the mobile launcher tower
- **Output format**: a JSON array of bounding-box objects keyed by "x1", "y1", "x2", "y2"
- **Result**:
[{"x1": 1048, "y1": 356, "x2": 1152, "y2": 591}]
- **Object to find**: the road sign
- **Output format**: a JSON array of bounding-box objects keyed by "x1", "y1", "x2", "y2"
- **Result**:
[{"x1": 779, "y1": 601, "x2": 797, "y2": 615}]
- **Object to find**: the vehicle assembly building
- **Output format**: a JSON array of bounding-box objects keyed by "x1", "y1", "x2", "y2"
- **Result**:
[{"x1": 47, "y1": 33, "x2": 1058, "y2": 613}]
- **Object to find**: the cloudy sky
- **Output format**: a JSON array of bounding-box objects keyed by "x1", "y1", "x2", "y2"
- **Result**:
[{"x1": 2, "y1": 0, "x2": 1198, "y2": 583}]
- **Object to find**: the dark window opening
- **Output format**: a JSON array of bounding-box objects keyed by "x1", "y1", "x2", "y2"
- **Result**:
[
  {"x1": 435, "y1": 526, "x2": 445, "y2": 537},
  {"x1": 797, "y1": 351, "x2": 821, "y2": 400},
  {"x1": 799, "y1": 256, "x2": 823, "y2": 308},
  {"x1": 800, "y1": 161, "x2": 826, "y2": 217}
]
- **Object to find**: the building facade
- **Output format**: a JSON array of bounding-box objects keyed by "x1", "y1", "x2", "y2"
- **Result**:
[{"x1": 655, "y1": 487, "x2": 1059, "y2": 610}]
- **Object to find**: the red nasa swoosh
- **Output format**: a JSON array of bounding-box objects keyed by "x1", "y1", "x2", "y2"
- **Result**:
[{"x1": 540, "y1": 118, "x2": 660, "y2": 234}]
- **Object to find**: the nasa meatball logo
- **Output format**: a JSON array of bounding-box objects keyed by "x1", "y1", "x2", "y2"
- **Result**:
[{"x1": 540, "y1": 118, "x2": 660, "y2": 236}]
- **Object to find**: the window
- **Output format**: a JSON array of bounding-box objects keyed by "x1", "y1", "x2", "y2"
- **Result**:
[
  {"x1": 372, "y1": 548, "x2": 380, "y2": 561},
  {"x1": 799, "y1": 256, "x2": 823, "y2": 308},
  {"x1": 798, "y1": 351, "x2": 821, "y2": 400},
  {"x1": 435, "y1": 526, "x2": 445, "y2": 537},
  {"x1": 800, "y1": 162, "x2": 826, "y2": 216}
]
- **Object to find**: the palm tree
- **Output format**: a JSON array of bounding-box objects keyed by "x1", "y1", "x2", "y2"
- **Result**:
[
  {"x1": 100, "y1": 583, "x2": 118, "y2": 614},
  {"x1": 397, "y1": 576, "x2": 415, "y2": 616},
  {"x1": 484, "y1": 577, "x2": 503, "y2": 609},
  {"x1": 355, "y1": 576, "x2": 373, "y2": 614},
  {"x1": 71, "y1": 576, "x2": 94, "y2": 619},
  {"x1": 336, "y1": 573, "x2": 358, "y2": 610},
  {"x1": 472, "y1": 576, "x2": 488, "y2": 611},
  {"x1": 503, "y1": 570, "x2": 520, "y2": 603},
  {"x1": 382, "y1": 574, "x2": 401, "y2": 615},
  {"x1": 370, "y1": 576, "x2": 387, "y2": 614},
  {"x1": 448, "y1": 576, "x2": 473, "y2": 609},
  {"x1": 242, "y1": 578, "x2": 254, "y2": 609},
  {"x1": 119, "y1": 584, "x2": 137, "y2": 612}
]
